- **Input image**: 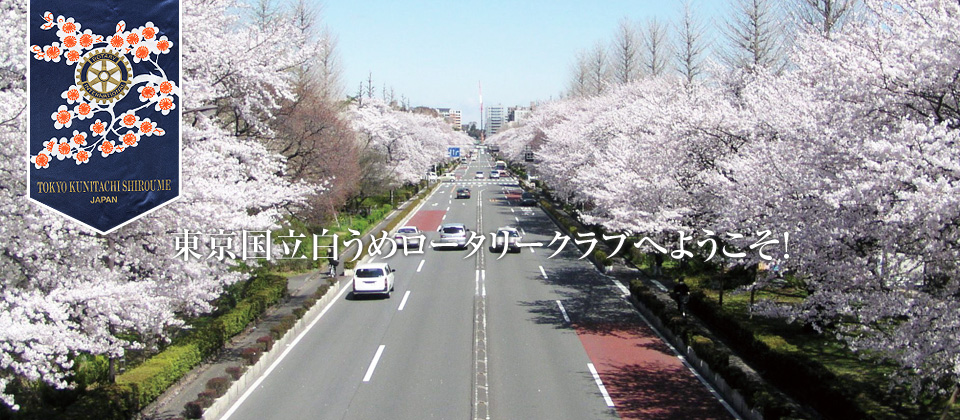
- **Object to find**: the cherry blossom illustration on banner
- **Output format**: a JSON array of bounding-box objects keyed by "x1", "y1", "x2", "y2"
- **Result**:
[
  {"x1": 28, "y1": 0, "x2": 181, "y2": 234},
  {"x1": 30, "y1": 12, "x2": 178, "y2": 167}
]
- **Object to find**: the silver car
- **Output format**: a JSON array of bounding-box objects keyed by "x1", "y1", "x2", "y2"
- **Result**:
[
  {"x1": 394, "y1": 226, "x2": 423, "y2": 248},
  {"x1": 434, "y1": 223, "x2": 469, "y2": 249}
]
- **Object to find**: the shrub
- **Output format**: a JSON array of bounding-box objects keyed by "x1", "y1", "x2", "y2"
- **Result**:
[
  {"x1": 62, "y1": 384, "x2": 136, "y2": 420},
  {"x1": 241, "y1": 347, "x2": 262, "y2": 365},
  {"x1": 315, "y1": 283, "x2": 331, "y2": 298},
  {"x1": 115, "y1": 343, "x2": 203, "y2": 411},
  {"x1": 205, "y1": 376, "x2": 231, "y2": 397},
  {"x1": 593, "y1": 249, "x2": 610, "y2": 266},
  {"x1": 196, "y1": 390, "x2": 217, "y2": 406},
  {"x1": 269, "y1": 324, "x2": 286, "y2": 340},
  {"x1": 183, "y1": 400, "x2": 204, "y2": 419},
  {"x1": 256, "y1": 335, "x2": 273, "y2": 352},
  {"x1": 293, "y1": 307, "x2": 306, "y2": 319},
  {"x1": 279, "y1": 314, "x2": 297, "y2": 331},
  {"x1": 225, "y1": 365, "x2": 245, "y2": 380}
]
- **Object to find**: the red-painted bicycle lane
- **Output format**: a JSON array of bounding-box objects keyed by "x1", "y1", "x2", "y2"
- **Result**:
[
  {"x1": 574, "y1": 320, "x2": 732, "y2": 420},
  {"x1": 405, "y1": 210, "x2": 447, "y2": 232}
]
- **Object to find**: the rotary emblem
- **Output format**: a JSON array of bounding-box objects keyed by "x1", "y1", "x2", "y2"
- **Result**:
[{"x1": 75, "y1": 48, "x2": 132, "y2": 105}]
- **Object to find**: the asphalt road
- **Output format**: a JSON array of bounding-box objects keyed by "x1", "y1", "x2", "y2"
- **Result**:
[{"x1": 219, "y1": 151, "x2": 733, "y2": 420}]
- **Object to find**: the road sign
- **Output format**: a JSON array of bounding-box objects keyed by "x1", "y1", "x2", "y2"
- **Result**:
[{"x1": 448, "y1": 147, "x2": 461, "y2": 158}]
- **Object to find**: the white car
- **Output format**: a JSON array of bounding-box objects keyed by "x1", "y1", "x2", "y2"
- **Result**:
[
  {"x1": 394, "y1": 226, "x2": 423, "y2": 248},
  {"x1": 440, "y1": 174, "x2": 456, "y2": 182},
  {"x1": 491, "y1": 226, "x2": 521, "y2": 253},
  {"x1": 489, "y1": 170, "x2": 501, "y2": 179},
  {"x1": 475, "y1": 171, "x2": 485, "y2": 179},
  {"x1": 352, "y1": 263, "x2": 396, "y2": 298}
]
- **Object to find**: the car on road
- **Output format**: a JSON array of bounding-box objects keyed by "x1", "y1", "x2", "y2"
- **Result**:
[
  {"x1": 491, "y1": 226, "x2": 521, "y2": 253},
  {"x1": 456, "y1": 187, "x2": 471, "y2": 199},
  {"x1": 475, "y1": 171, "x2": 485, "y2": 179},
  {"x1": 434, "y1": 223, "x2": 470, "y2": 249},
  {"x1": 489, "y1": 170, "x2": 500, "y2": 179},
  {"x1": 394, "y1": 226, "x2": 423, "y2": 248},
  {"x1": 352, "y1": 263, "x2": 396, "y2": 298},
  {"x1": 440, "y1": 174, "x2": 456, "y2": 182},
  {"x1": 520, "y1": 192, "x2": 538, "y2": 206}
]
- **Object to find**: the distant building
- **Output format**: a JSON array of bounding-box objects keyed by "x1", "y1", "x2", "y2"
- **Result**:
[
  {"x1": 485, "y1": 105, "x2": 505, "y2": 137},
  {"x1": 437, "y1": 108, "x2": 462, "y2": 131},
  {"x1": 508, "y1": 106, "x2": 532, "y2": 124}
]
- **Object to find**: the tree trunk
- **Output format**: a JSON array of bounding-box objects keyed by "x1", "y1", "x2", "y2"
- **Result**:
[
  {"x1": 718, "y1": 276, "x2": 724, "y2": 307},
  {"x1": 941, "y1": 384, "x2": 959, "y2": 420}
]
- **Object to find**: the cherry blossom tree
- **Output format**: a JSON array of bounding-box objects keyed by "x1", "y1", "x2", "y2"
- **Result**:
[
  {"x1": 0, "y1": 0, "x2": 311, "y2": 410},
  {"x1": 494, "y1": 0, "x2": 960, "y2": 399},
  {"x1": 348, "y1": 98, "x2": 473, "y2": 186}
]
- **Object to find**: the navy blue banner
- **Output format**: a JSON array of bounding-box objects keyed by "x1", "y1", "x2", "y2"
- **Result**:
[{"x1": 29, "y1": 0, "x2": 180, "y2": 234}]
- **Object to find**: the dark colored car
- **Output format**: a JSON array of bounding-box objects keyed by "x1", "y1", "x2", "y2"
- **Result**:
[
  {"x1": 520, "y1": 192, "x2": 538, "y2": 206},
  {"x1": 457, "y1": 188, "x2": 471, "y2": 199}
]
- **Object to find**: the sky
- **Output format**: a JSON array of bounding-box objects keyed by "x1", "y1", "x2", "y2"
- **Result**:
[{"x1": 313, "y1": 0, "x2": 725, "y2": 125}]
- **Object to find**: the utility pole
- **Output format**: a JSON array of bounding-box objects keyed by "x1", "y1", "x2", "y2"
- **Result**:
[{"x1": 479, "y1": 80, "x2": 484, "y2": 144}]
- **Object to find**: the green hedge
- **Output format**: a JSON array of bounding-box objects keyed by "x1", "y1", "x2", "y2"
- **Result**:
[
  {"x1": 62, "y1": 274, "x2": 288, "y2": 419},
  {"x1": 686, "y1": 291, "x2": 883, "y2": 419}
]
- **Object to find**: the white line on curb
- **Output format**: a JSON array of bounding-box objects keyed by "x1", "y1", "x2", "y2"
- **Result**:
[
  {"x1": 556, "y1": 300, "x2": 570, "y2": 323},
  {"x1": 588, "y1": 363, "x2": 615, "y2": 407},
  {"x1": 362, "y1": 345, "x2": 386, "y2": 382}
]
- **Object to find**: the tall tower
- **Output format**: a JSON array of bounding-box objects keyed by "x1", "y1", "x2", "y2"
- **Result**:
[{"x1": 479, "y1": 80, "x2": 484, "y2": 143}]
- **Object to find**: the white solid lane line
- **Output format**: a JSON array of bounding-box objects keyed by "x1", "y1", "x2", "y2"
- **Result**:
[
  {"x1": 556, "y1": 300, "x2": 570, "y2": 323},
  {"x1": 363, "y1": 345, "x2": 386, "y2": 382},
  {"x1": 417, "y1": 259, "x2": 425, "y2": 272},
  {"x1": 398, "y1": 291, "x2": 411, "y2": 311},
  {"x1": 482, "y1": 269, "x2": 486, "y2": 297},
  {"x1": 539, "y1": 265, "x2": 548, "y2": 279},
  {"x1": 475, "y1": 269, "x2": 480, "y2": 296},
  {"x1": 588, "y1": 363, "x2": 615, "y2": 407}
]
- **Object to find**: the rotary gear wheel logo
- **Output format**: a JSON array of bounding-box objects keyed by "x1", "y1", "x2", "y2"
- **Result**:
[{"x1": 75, "y1": 48, "x2": 132, "y2": 104}]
